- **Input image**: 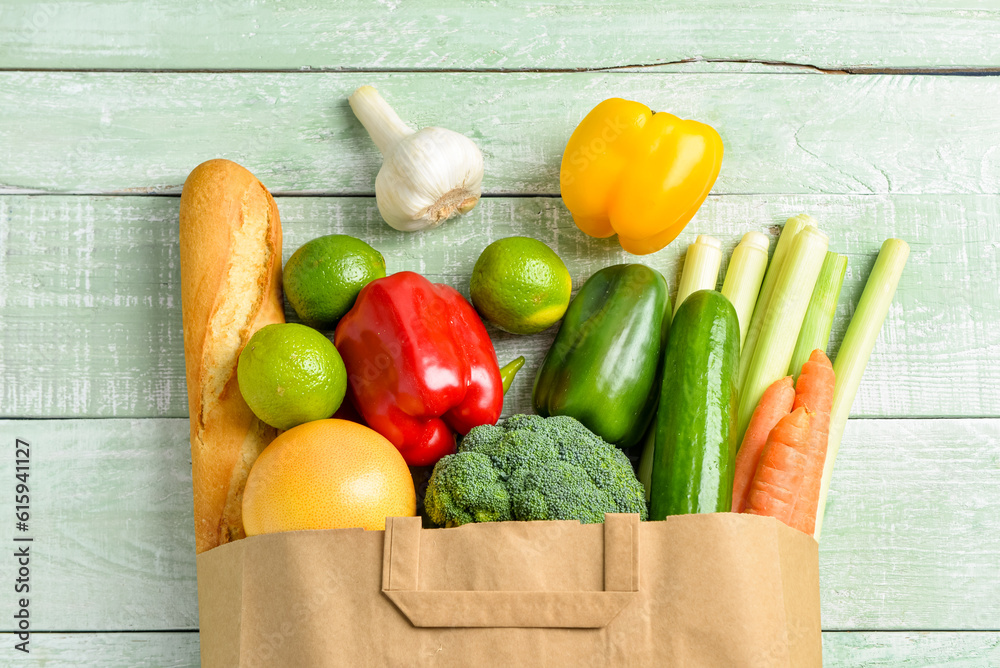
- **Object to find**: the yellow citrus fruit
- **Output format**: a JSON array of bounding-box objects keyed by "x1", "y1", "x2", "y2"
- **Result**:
[
  {"x1": 237, "y1": 323, "x2": 347, "y2": 431},
  {"x1": 283, "y1": 234, "x2": 386, "y2": 329},
  {"x1": 242, "y1": 419, "x2": 416, "y2": 535},
  {"x1": 470, "y1": 236, "x2": 572, "y2": 335}
]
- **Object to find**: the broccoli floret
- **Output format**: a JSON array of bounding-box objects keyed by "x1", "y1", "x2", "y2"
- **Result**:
[
  {"x1": 424, "y1": 451, "x2": 512, "y2": 527},
  {"x1": 424, "y1": 414, "x2": 648, "y2": 527},
  {"x1": 509, "y1": 460, "x2": 611, "y2": 523}
]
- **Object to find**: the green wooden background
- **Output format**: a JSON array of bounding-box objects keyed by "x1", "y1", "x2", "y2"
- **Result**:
[{"x1": 1, "y1": 1, "x2": 999, "y2": 665}]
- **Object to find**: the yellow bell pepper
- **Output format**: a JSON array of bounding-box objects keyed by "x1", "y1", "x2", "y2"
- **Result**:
[{"x1": 560, "y1": 98, "x2": 724, "y2": 255}]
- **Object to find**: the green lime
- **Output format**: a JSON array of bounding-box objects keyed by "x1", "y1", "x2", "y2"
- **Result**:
[
  {"x1": 283, "y1": 234, "x2": 386, "y2": 329},
  {"x1": 470, "y1": 236, "x2": 572, "y2": 335},
  {"x1": 237, "y1": 323, "x2": 347, "y2": 430}
]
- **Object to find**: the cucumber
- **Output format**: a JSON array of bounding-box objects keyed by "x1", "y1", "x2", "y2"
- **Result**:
[{"x1": 649, "y1": 290, "x2": 740, "y2": 519}]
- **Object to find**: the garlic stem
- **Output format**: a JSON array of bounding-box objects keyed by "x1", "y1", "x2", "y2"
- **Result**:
[{"x1": 348, "y1": 85, "x2": 414, "y2": 156}]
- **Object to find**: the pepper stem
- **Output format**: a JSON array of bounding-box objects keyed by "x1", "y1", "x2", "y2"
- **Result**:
[
  {"x1": 499, "y1": 356, "x2": 525, "y2": 394},
  {"x1": 348, "y1": 85, "x2": 415, "y2": 156}
]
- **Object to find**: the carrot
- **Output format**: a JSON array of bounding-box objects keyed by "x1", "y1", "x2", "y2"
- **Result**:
[
  {"x1": 744, "y1": 407, "x2": 812, "y2": 525},
  {"x1": 789, "y1": 349, "x2": 835, "y2": 534},
  {"x1": 731, "y1": 376, "x2": 795, "y2": 512}
]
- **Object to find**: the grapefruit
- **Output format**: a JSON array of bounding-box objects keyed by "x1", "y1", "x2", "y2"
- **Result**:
[{"x1": 242, "y1": 419, "x2": 415, "y2": 535}]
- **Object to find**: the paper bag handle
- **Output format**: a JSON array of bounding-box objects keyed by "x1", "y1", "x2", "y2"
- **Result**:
[{"x1": 381, "y1": 513, "x2": 639, "y2": 629}]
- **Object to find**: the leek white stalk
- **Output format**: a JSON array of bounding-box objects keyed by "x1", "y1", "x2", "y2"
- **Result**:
[
  {"x1": 788, "y1": 251, "x2": 847, "y2": 378},
  {"x1": 814, "y1": 239, "x2": 909, "y2": 540},
  {"x1": 674, "y1": 235, "x2": 723, "y2": 316},
  {"x1": 736, "y1": 225, "x2": 829, "y2": 441},
  {"x1": 721, "y1": 231, "x2": 770, "y2": 349},
  {"x1": 738, "y1": 214, "x2": 816, "y2": 391},
  {"x1": 348, "y1": 85, "x2": 484, "y2": 232}
]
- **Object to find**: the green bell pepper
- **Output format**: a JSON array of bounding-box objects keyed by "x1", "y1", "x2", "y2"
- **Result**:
[{"x1": 532, "y1": 264, "x2": 671, "y2": 448}]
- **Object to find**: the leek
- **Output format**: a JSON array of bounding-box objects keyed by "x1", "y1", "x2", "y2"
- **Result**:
[
  {"x1": 673, "y1": 235, "x2": 722, "y2": 316},
  {"x1": 788, "y1": 252, "x2": 848, "y2": 378},
  {"x1": 738, "y1": 214, "x2": 815, "y2": 391},
  {"x1": 814, "y1": 239, "x2": 909, "y2": 540},
  {"x1": 721, "y1": 231, "x2": 770, "y2": 349},
  {"x1": 736, "y1": 225, "x2": 829, "y2": 442}
]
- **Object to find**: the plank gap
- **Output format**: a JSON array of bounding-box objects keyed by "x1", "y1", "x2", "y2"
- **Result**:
[
  {"x1": 1, "y1": 63, "x2": 1000, "y2": 76},
  {"x1": 21, "y1": 629, "x2": 200, "y2": 634}
]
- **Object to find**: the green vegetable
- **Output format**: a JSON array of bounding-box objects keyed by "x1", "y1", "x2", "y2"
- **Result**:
[
  {"x1": 674, "y1": 235, "x2": 722, "y2": 316},
  {"x1": 738, "y1": 214, "x2": 814, "y2": 391},
  {"x1": 720, "y1": 231, "x2": 770, "y2": 349},
  {"x1": 814, "y1": 238, "x2": 909, "y2": 539},
  {"x1": 424, "y1": 414, "x2": 648, "y2": 527},
  {"x1": 533, "y1": 264, "x2": 671, "y2": 448},
  {"x1": 499, "y1": 356, "x2": 525, "y2": 394},
  {"x1": 423, "y1": 451, "x2": 512, "y2": 526},
  {"x1": 736, "y1": 224, "x2": 829, "y2": 442},
  {"x1": 649, "y1": 290, "x2": 740, "y2": 519},
  {"x1": 788, "y1": 251, "x2": 847, "y2": 379},
  {"x1": 636, "y1": 425, "x2": 655, "y2": 502}
]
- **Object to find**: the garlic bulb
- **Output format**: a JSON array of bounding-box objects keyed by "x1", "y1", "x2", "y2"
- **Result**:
[{"x1": 348, "y1": 85, "x2": 484, "y2": 232}]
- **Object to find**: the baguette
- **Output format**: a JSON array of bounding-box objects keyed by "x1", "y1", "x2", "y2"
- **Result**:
[{"x1": 179, "y1": 159, "x2": 284, "y2": 554}]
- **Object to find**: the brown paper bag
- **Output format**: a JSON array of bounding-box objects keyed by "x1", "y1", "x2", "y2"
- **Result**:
[{"x1": 197, "y1": 513, "x2": 821, "y2": 667}]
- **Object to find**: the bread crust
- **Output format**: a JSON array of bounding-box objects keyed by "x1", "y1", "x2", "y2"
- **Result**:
[{"x1": 179, "y1": 159, "x2": 284, "y2": 554}]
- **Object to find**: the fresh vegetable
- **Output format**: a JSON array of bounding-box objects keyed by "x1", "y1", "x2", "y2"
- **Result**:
[
  {"x1": 743, "y1": 407, "x2": 812, "y2": 525},
  {"x1": 720, "y1": 231, "x2": 770, "y2": 349},
  {"x1": 674, "y1": 235, "x2": 723, "y2": 316},
  {"x1": 789, "y1": 349, "x2": 835, "y2": 535},
  {"x1": 636, "y1": 425, "x2": 656, "y2": 502},
  {"x1": 333, "y1": 271, "x2": 510, "y2": 466},
  {"x1": 559, "y1": 98, "x2": 723, "y2": 255},
  {"x1": 738, "y1": 214, "x2": 814, "y2": 391},
  {"x1": 736, "y1": 225, "x2": 829, "y2": 443},
  {"x1": 815, "y1": 239, "x2": 909, "y2": 538},
  {"x1": 424, "y1": 414, "x2": 648, "y2": 527},
  {"x1": 469, "y1": 237, "x2": 572, "y2": 335},
  {"x1": 348, "y1": 85, "x2": 483, "y2": 231},
  {"x1": 788, "y1": 252, "x2": 847, "y2": 379},
  {"x1": 499, "y1": 356, "x2": 525, "y2": 394},
  {"x1": 533, "y1": 264, "x2": 671, "y2": 448},
  {"x1": 737, "y1": 350, "x2": 835, "y2": 533},
  {"x1": 649, "y1": 290, "x2": 740, "y2": 519},
  {"x1": 731, "y1": 375, "x2": 795, "y2": 513}
]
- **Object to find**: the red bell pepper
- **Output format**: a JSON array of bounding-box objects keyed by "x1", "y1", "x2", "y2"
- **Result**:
[{"x1": 333, "y1": 271, "x2": 504, "y2": 466}]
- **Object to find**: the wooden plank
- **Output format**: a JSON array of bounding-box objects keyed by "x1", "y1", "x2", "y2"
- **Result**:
[
  {"x1": 1, "y1": 194, "x2": 996, "y2": 420},
  {"x1": 0, "y1": 419, "x2": 197, "y2": 632},
  {"x1": 818, "y1": 419, "x2": 1000, "y2": 631},
  {"x1": 2, "y1": 2, "x2": 999, "y2": 71},
  {"x1": 823, "y1": 632, "x2": 1000, "y2": 666},
  {"x1": 2, "y1": 72, "x2": 1000, "y2": 196},
  {"x1": 0, "y1": 632, "x2": 200, "y2": 667},
  {"x1": 0, "y1": 417, "x2": 996, "y2": 632},
  {"x1": 0, "y1": 631, "x2": 997, "y2": 666}
]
